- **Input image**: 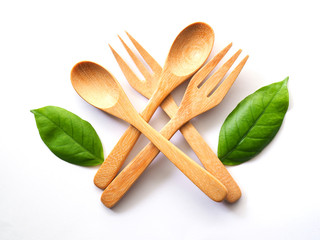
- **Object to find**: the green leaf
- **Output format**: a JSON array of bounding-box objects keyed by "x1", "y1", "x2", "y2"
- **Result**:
[
  {"x1": 218, "y1": 77, "x2": 289, "y2": 165},
  {"x1": 31, "y1": 106, "x2": 104, "y2": 166}
]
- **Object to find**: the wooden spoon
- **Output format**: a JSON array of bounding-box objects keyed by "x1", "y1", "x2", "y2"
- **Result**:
[
  {"x1": 102, "y1": 46, "x2": 248, "y2": 207},
  {"x1": 94, "y1": 22, "x2": 214, "y2": 189},
  {"x1": 71, "y1": 61, "x2": 227, "y2": 203}
]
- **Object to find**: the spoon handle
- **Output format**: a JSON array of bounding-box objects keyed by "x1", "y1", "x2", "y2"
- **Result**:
[
  {"x1": 101, "y1": 113, "x2": 227, "y2": 208},
  {"x1": 94, "y1": 78, "x2": 174, "y2": 189},
  {"x1": 157, "y1": 95, "x2": 241, "y2": 203},
  {"x1": 93, "y1": 125, "x2": 141, "y2": 189},
  {"x1": 179, "y1": 124, "x2": 241, "y2": 203},
  {"x1": 93, "y1": 95, "x2": 159, "y2": 189}
]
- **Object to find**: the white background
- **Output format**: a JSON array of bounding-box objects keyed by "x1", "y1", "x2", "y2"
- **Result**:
[{"x1": 1, "y1": 0, "x2": 319, "y2": 239}]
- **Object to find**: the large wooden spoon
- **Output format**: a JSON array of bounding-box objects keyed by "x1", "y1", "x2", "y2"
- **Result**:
[
  {"x1": 71, "y1": 61, "x2": 227, "y2": 203},
  {"x1": 94, "y1": 22, "x2": 215, "y2": 189},
  {"x1": 101, "y1": 45, "x2": 248, "y2": 207}
]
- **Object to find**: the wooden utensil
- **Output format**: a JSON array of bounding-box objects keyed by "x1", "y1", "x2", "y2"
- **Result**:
[
  {"x1": 71, "y1": 61, "x2": 227, "y2": 203},
  {"x1": 109, "y1": 34, "x2": 241, "y2": 203},
  {"x1": 94, "y1": 22, "x2": 215, "y2": 189},
  {"x1": 101, "y1": 46, "x2": 249, "y2": 207}
]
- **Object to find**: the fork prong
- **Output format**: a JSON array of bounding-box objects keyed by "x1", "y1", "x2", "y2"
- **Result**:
[
  {"x1": 118, "y1": 35, "x2": 153, "y2": 81},
  {"x1": 209, "y1": 55, "x2": 249, "y2": 104},
  {"x1": 109, "y1": 44, "x2": 144, "y2": 91},
  {"x1": 126, "y1": 32, "x2": 162, "y2": 76},
  {"x1": 191, "y1": 43, "x2": 232, "y2": 88},
  {"x1": 201, "y1": 49, "x2": 242, "y2": 96}
]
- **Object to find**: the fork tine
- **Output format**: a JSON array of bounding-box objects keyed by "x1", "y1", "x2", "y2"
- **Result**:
[
  {"x1": 209, "y1": 55, "x2": 249, "y2": 104},
  {"x1": 126, "y1": 32, "x2": 162, "y2": 76},
  {"x1": 201, "y1": 49, "x2": 242, "y2": 96},
  {"x1": 109, "y1": 44, "x2": 144, "y2": 91},
  {"x1": 118, "y1": 35, "x2": 153, "y2": 81},
  {"x1": 191, "y1": 43, "x2": 232, "y2": 88}
]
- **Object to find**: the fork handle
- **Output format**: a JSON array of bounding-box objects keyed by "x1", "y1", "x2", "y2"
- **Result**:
[
  {"x1": 101, "y1": 113, "x2": 227, "y2": 208},
  {"x1": 94, "y1": 125, "x2": 141, "y2": 189},
  {"x1": 179, "y1": 123, "x2": 241, "y2": 202},
  {"x1": 156, "y1": 95, "x2": 241, "y2": 202}
]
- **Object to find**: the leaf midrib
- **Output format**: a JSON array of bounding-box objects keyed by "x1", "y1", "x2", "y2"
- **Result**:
[
  {"x1": 36, "y1": 110, "x2": 100, "y2": 160},
  {"x1": 220, "y1": 82, "x2": 285, "y2": 161}
]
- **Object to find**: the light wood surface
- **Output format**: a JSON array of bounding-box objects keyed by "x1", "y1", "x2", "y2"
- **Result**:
[
  {"x1": 70, "y1": 61, "x2": 228, "y2": 206},
  {"x1": 110, "y1": 34, "x2": 241, "y2": 202},
  {"x1": 101, "y1": 46, "x2": 248, "y2": 207},
  {"x1": 94, "y1": 22, "x2": 215, "y2": 189}
]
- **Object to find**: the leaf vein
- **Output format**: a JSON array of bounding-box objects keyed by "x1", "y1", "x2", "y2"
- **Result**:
[
  {"x1": 43, "y1": 113, "x2": 98, "y2": 160},
  {"x1": 220, "y1": 82, "x2": 286, "y2": 160}
]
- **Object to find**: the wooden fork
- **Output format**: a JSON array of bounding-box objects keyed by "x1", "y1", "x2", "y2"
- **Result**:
[
  {"x1": 108, "y1": 33, "x2": 242, "y2": 203},
  {"x1": 101, "y1": 43, "x2": 248, "y2": 207}
]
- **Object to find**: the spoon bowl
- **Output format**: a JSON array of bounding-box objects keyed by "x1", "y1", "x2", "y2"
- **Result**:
[
  {"x1": 165, "y1": 22, "x2": 214, "y2": 76},
  {"x1": 71, "y1": 61, "x2": 135, "y2": 123},
  {"x1": 71, "y1": 61, "x2": 120, "y2": 110}
]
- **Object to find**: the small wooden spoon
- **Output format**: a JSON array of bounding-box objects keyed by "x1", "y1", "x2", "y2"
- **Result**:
[
  {"x1": 71, "y1": 61, "x2": 227, "y2": 203},
  {"x1": 94, "y1": 22, "x2": 214, "y2": 189}
]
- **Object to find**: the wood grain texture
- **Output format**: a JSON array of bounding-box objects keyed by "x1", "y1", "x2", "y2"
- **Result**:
[
  {"x1": 101, "y1": 114, "x2": 228, "y2": 207},
  {"x1": 94, "y1": 22, "x2": 215, "y2": 189},
  {"x1": 71, "y1": 61, "x2": 228, "y2": 207},
  {"x1": 110, "y1": 37, "x2": 241, "y2": 202},
  {"x1": 101, "y1": 47, "x2": 249, "y2": 207}
]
